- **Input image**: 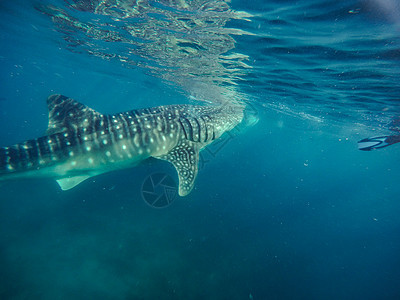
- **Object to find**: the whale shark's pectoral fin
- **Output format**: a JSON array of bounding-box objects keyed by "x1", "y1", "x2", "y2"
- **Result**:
[
  {"x1": 56, "y1": 175, "x2": 90, "y2": 191},
  {"x1": 158, "y1": 141, "x2": 200, "y2": 197}
]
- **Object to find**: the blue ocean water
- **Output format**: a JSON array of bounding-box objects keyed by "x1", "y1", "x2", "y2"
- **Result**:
[{"x1": 1, "y1": 0, "x2": 400, "y2": 299}]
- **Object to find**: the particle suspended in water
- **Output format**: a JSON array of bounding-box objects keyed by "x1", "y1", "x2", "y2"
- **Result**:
[{"x1": 348, "y1": 8, "x2": 361, "y2": 14}]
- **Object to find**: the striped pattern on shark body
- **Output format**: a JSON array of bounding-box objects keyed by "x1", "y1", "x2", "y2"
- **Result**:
[{"x1": 0, "y1": 129, "x2": 88, "y2": 174}]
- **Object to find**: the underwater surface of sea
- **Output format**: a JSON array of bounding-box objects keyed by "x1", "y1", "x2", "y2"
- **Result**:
[{"x1": 1, "y1": 0, "x2": 400, "y2": 299}]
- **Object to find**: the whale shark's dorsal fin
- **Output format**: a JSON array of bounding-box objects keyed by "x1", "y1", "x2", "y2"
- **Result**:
[
  {"x1": 47, "y1": 94, "x2": 102, "y2": 134},
  {"x1": 158, "y1": 140, "x2": 200, "y2": 196}
]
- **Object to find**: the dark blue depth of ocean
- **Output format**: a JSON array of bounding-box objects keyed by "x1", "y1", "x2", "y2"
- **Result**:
[{"x1": 0, "y1": 0, "x2": 400, "y2": 299}]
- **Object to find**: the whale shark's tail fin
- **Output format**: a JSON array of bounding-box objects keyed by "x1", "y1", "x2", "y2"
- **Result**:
[{"x1": 358, "y1": 135, "x2": 400, "y2": 151}]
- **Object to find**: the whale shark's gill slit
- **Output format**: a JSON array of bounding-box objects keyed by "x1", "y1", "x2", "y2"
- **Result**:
[
  {"x1": 181, "y1": 117, "x2": 194, "y2": 141},
  {"x1": 178, "y1": 119, "x2": 188, "y2": 139},
  {"x1": 200, "y1": 116, "x2": 208, "y2": 142},
  {"x1": 193, "y1": 117, "x2": 202, "y2": 142}
]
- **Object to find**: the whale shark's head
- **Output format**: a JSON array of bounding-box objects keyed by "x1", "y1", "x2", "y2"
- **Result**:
[
  {"x1": 243, "y1": 105, "x2": 259, "y2": 127},
  {"x1": 209, "y1": 105, "x2": 244, "y2": 140}
]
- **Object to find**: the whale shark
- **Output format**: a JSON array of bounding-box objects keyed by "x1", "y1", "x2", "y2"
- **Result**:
[{"x1": 0, "y1": 94, "x2": 244, "y2": 196}]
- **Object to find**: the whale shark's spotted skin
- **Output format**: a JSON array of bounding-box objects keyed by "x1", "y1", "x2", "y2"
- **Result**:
[{"x1": 0, "y1": 95, "x2": 243, "y2": 196}]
